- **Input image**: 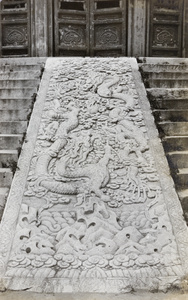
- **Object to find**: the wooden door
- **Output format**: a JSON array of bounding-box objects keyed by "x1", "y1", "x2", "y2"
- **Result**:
[
  {"x1": 54, "y1": 0, "x2": 90, "y2": 56},
  {"x1": 150, "y1": 0, "x2": 184, "y2": 57},
  {"x1": 0, "y1": 0, "x2": 31, "y2": 57},
  {"x1": 90, "y1": 0, "x2": 127, "y2": 56},
  {"x1": 54, "y1": 0, "x2": 127, "y2": 56}
]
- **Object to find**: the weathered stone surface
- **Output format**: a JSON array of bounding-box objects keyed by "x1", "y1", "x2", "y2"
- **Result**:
[
  {"x1": 0, "y1": 58, "x2": 188, "y2": 294},
  {"x1": 0, "y1": 291, "x2": 188, "y2": 300},
  {"x1": 139, "y1": 58, "x2": 188, "y2": 228}
]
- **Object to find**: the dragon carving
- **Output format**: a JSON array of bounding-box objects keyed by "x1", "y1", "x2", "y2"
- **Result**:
[{"x1": 26, "y1": 74, "x2": 147, "y2": 204}]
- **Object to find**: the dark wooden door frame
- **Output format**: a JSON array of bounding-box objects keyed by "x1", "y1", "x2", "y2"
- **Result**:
[
  {"x1": 53, "y1": 0, "x2": 127, "y2": 57},
  {"x1": 0, "y1": 0, "x2": 31, "y2": 57},
  {"x1": 149, "y1": 0, "x2": 184, "y2": 57},
  {"x1": 0, "y1": 0, "x2": 187, "y2": 57},
  {"x1": 183, "y1": 0, "x2": 188, "y2": 57},
  {"x1": 54, "y1": 0, "x2": 90, "y2": 56},
  {"x1": 30, "y1": 0, "x2": 54, "y2": 57},
  {"x1": 89, "y1": 0, "x2": 127, "y2": 57}
]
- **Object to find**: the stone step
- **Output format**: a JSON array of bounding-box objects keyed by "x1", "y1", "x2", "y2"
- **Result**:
[
  {"x1": 163, "y1": 136, "x2": 188, "y2": 152},
  {"x1": 0, "y1": 64, "x2": 43, "y2": 73},
  {"x1": 139, "y1": 58, "x2": 188, "y2": 226},
  {"x1": 158, "y1": 122, "x2": 188, "y2": 136},
  {"x1": 0, "y1": 121, "x2": 27, "y2": 134},
  {"x1": 0, "y1": 88, "x2": 37, "y2": 98},
  {"x1": 167, "y1": 151, "x2": 188, "y2": 169},
  {"x1": 0, "y1": 187, "x2": 9, "y2": 214},
  {"x1": 0, "y1": 109, "x2": 30, "y2": 121},
  {"x1": 178, "y1": 188, "x2": 188, "y2": 200},
  {"x1": 0, "y1": 70, "x2": 41, "y2": 80},
  {"x1": 0, "y1": 57, "x2": 46, "y2": 65},
  {"x1": 0, "y1": 98, "x2": 33, "y2": 110},
  {"x1": 147, "y1": 79, "x2": 188, "y2": 89},
  {"x1": 143, "y1": 72, "x2": 188, "y2": 80},
  {"x1": 153, "y1": 110, "x2": 188, "y2": 122},
  {"x1": 147, "y1": 88, "x2": 188, "y2": 100},
  {"x1": 0, "y1": 168, "x2": 13, "y2": 187},
  {"x1": 140, "y1": 64, "x2": 188, "y2": 73},
  {"x1": 0, "y1": 80, "x2": 39, "y2": 88},
  {"x1": 0, "y1": 150, "x2": 18, "y2": 168},
  {"x1": 139, "y1": 57, "x2": 188, "y2": 64},
  {"x1": 149, "y1": 98, "x2": 188, "y2": 110},
  {"x1": 176, "y1": 169, "x2": 188, "y2": 188},
  {"x1": 0, "y1": 134, "x2": 23, "y2": 150},
  {"x1": 0, "y1": 58, "x2": 46, "y2": 72},
  {"x1": 177, "y1": 189, "x2": 188, "y2": 222}
]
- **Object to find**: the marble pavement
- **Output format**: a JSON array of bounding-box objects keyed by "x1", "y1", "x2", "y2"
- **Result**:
[{"x1": 0, "y1": 58, "x2": 188, "y2": 294}]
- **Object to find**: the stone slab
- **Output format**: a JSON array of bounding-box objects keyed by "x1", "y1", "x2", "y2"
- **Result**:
[
  {"x1": 0, "y1": 122, "x2": 27, "y2": 135},
  {"x1": 146, "y1": 89, "x2": 188, "y2": 100},
  {"x1": 0, "y1": 58, "x2": 188, "y2": 295},
  {"x1": 139, "y1": 58, "x2": 188, "y2": 65},
  {"x1": 0, "y1": 291, "x2": 188, "y2": 300}
]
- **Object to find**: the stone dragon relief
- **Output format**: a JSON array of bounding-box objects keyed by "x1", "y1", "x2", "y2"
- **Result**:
[{"x1": 5, "y1": 59, "x2": 183, "y2": 292}]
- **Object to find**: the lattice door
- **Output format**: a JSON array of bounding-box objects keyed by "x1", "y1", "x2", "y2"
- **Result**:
[
  {"x1": 0, "y1": 0, "x2": 30, "y2": 57},
  {"x1": 54, "y1": 0, "x2": 127, "y2": 56},
  {"x1": 150, "y1": 0, "x2": 184, "y2": 57}
]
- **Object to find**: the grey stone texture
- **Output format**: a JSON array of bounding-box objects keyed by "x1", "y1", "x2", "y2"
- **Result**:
[
  {"x1": 0, "y1": 58, "x2": 46, "y2": 220},
  {"x1": 0, "y1": 291, "x2": 188, "y2": 300},
  {"x1": 0, "y1": 58, "x2": 188, "y2": 295},
  {"x1": 139, "y1": 58, "x2": 188, "y2": 225}
]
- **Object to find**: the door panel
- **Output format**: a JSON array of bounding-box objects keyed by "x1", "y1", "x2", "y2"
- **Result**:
[
  {"x1": 0, "y1": 0, "x2": 30, "y2": 57},
  {"x1": 90, "y1": 0, "x2": 127, "y2": 56},
  {"x1": 0, "y1": 0, "x2": 185, "y2": 58},
  {"x1": 54, "y1": 0, "x2": 89, "y2": 56},
  {"x1": 150, "y1": 0, "x2": 184, "y2": 57},
  {"x1": 54, "y1": 0, "x2": 127, "y2": 56}
]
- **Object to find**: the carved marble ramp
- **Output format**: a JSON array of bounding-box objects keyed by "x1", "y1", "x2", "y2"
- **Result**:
[{"x1": 0, "y1": 58, "x2": 188, "y2": 294}]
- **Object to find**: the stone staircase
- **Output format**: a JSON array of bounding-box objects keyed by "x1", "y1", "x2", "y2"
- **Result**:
[
  {"x1": 138, "y1": 57, "x2": 188, "y2": 224},
  {"x1": 0, "y1": 58, "x2": 46, "y2": 220}
]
